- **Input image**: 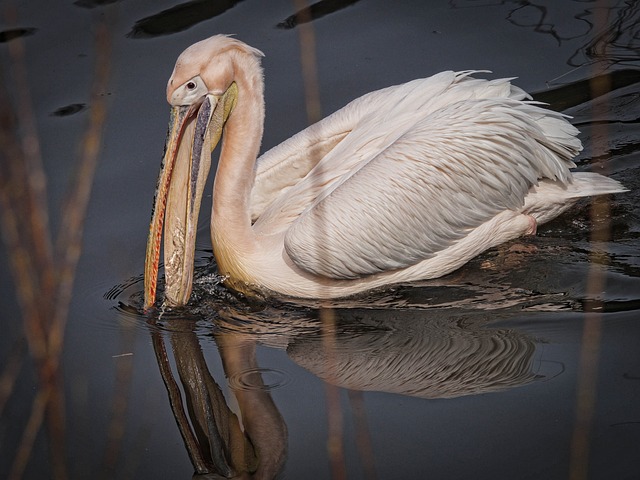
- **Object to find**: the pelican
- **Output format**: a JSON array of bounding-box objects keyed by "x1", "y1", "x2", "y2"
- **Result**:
[{"x1": 143, "y1": 35, "x2": 626, "y2": 309}]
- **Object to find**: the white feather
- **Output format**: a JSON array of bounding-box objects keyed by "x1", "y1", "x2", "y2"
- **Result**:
[{"x1": 163, "y1": 36, "x2": 627, "y2": 300}]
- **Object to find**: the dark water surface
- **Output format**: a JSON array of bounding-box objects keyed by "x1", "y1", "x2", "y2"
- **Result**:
[{"x1": 1, "y1": 1, "x2": 639, "y2": 479}]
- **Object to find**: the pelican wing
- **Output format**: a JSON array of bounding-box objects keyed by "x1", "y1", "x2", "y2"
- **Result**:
[
  {"x1": 283, "y1": 78, "x2": 582, "y2": 279},
  {"x1": 250, "y1": 81, "x2": 427, "y2": 221},
  {"x1": 250, "y1": 118, "x2": 349, "y2": 222},
  {"x1": 251, "y1": 72, "x2": 486, "y2": 222}
]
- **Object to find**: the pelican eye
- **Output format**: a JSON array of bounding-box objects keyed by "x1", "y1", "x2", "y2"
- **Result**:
[{"x1": 169, "y1": 76, "x2": 205, "y2": 106}]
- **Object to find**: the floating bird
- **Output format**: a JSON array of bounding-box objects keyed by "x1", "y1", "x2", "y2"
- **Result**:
[{"x1": 144, "y1": 35, "x2": 626, "y2": 308}]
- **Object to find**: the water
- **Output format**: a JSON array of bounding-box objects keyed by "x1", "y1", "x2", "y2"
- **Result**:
[{"x1": 1, "y1": 1, "x2": 639, "y2": 479}]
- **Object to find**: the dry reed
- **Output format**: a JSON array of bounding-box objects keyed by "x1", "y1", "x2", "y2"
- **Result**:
[{"x1": 0, "y1": 7, "x2": 112, "y2": 479}]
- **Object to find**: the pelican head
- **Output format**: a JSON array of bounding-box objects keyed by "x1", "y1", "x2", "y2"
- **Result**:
[{"x1": 144, "y1": 35, "x2": 262, "y2": 309}]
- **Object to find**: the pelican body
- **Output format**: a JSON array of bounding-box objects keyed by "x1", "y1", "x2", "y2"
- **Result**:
[{"x1": 143, "y1": 35, "x2": 625, "y2": 309}]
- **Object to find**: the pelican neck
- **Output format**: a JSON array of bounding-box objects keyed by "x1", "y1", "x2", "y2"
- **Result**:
[{"x1": 211, "y1": 56, "x2": 265, "y2": 250}]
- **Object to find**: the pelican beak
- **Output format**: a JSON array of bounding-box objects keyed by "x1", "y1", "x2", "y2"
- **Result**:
[{"x1": 144, "y1": 83, "x2": 237, "y2": 309}]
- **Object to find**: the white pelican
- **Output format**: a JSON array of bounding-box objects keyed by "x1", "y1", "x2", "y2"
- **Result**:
[{"x1": 143, "y1": 35, "x2": 626, "y2": 309}]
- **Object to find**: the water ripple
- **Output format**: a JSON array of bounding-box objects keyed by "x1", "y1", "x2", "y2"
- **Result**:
[{"x1": 228, "y1": 367, "x2": 292, "y2": 392}]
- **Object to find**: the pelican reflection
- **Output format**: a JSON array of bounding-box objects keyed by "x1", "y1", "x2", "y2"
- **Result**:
[
  {"x1": 149, "y1": 306, "x2": 537, "y2": 477},
  {"x1": 151, "y1": 320, "x2": 286, "y2": 478}
]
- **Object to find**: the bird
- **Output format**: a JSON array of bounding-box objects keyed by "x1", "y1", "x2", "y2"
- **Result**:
[{"x1": 143, "y1": 35, "x2": 626, "y2": 309}]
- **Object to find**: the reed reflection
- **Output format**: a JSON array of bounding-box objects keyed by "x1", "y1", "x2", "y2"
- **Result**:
[
  {"x1": 149, "y1": 304, "x2": 537, "y2": 478},
  {"x1": 452, "y1": 0, "x2": 639, "y2": 70}
]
